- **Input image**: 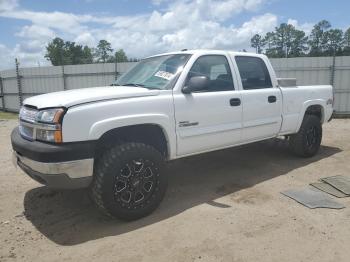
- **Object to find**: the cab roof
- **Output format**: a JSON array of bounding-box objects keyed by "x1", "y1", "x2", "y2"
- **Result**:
[{"x1": 146, "y1": 49, "x2": 267, "y2": 59}]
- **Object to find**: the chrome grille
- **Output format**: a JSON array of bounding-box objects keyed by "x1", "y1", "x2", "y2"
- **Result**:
[
  {"x1": 19, "y1": 106, "x2": 38, "y2": 140},
  {"x1": 19, "y1": 124, "x2": 34, "y2": 141}
]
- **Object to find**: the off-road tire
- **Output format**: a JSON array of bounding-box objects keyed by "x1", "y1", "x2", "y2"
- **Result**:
[
  {"x1": 289, "y1": 115, "x2": 322, "y2": 157},
  {"x1": 90, "y1": 142, "x2": 167, "y2": 221}
]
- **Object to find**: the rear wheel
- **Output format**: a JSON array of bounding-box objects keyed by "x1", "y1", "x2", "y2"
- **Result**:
[
  {"x1": 289, "y1": 115, "x2": 322, "y2": 157},
  {"x1": 90, "y1": 142, "x2": 167, "y2": 220}
]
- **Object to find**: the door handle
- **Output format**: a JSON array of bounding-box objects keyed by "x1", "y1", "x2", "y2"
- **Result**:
[
  {"x1": 268, "y1": 96, "x2": 277, "y2": 103},
  {"x1": 230, "y1": 98, "x2": 241, "y2": 106}
]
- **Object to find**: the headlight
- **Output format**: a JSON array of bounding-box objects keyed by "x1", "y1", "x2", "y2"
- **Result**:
[
  {"x1": 35, "y1": 108, "x2": 65, "y2": 143},
  {"x1": 36, "y1": 108, "x2": 65, "y2": 124},
  {"x1": 19, "y1": 107, "x2": 65, "y2": 143}
]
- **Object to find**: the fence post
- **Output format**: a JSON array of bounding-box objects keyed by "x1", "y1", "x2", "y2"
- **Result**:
[
  {"x1": 15, "y1": 58, "x2": 23, "y2": 106},
  {"x1": 330, "y1": 55, "x2": 336, "y2": 86},
  {"x1": 62, "y1": 65, "x2": 67, "y2": 90},
  {"x1": 114, "y1": 62, "x2": 118, "y2": 81},
  {"x1": 0, "y1": 76, "x2": 5, "y2": 111}
]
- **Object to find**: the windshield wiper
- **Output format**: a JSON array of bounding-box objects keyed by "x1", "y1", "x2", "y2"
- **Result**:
[
  {"x1": 112, "y1": 83, "x2": 162, "y2": 90},
  {"x1": 120, "y1": 83, "x2": 146, "y2": 87}
]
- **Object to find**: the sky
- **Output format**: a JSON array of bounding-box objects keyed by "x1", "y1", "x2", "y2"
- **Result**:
[{"x1": 0, "y1": 0, "x2": 349, "y2": 70}]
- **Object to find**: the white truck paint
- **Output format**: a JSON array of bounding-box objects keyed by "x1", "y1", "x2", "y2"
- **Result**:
[{"x1": 23, "y1": 50, "x2": 333, "y2": 159}]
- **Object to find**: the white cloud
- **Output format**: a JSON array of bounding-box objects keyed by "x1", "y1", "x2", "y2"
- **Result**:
[
  {"x1": 16, "y1": 25, "x2": 56, "y2": 45},
  {"x1": 152, "y1": 0, "x2": 168, "y2": 5},
  {"x1": 0, "y1": 42, "x2": 49, "y2": 70},
  {"x1": 0, "y1": 0, "x2": 18, "y2": 12},
  {"x1": 0, "y1": 44, "x2": 15, "y2": 69},
  {"x1": 160, "y1": 13, "x2": 277, "y2": 52},
  {"x1": 287, "y1": 18, "x2": 314, "y2": 35},
  {"x1": 10, "y1": 25, "x2": 56, "y2": 67},
  {"x1": 1, "y1": 10, "x2": 90, "y2": 35},
  {"x1": 12, "y1": 43, "x2": 49, "y2": 67},
  {"x1": 0, "y1": 0, "x2": 279, "y2": 69},
  {"x1": 74, "y1": 32, "x2": 96, "y2": 47}
]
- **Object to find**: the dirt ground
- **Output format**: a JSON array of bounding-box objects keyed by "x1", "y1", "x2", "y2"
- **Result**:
[{"x1": 1, "y1": 118, "x2": 350, "y2": 262}]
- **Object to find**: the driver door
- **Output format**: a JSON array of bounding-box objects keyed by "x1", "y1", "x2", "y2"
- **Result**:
[{"x1": 173, "y1": 55, "x2": 243, "y2": 156}]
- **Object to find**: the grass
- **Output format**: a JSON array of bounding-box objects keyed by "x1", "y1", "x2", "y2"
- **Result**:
[{"x1": 0, "y1": 111, "x2": 18, "y2": 120}]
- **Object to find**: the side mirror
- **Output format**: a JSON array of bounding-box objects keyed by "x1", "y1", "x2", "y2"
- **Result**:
[{"x1": 182, "y1": 76, "x2": 209, "y2": 94}]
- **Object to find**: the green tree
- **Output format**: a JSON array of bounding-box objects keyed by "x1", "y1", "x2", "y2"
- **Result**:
[
  {"x1": 289, "y1": 29, "x2": 308, "y2": 57},
  {"x1": 45, "y1": 37, "x2": 93, "y2": 65},
  {"x1": 265, "y1": 23, "x2": 307, "y2": 58},
  {"x1": 82, "y1": 46, "x2": 93, "y2": 64},
  {"x1": 272, "y1": 23, "x2": 290, "y2": 57},
  {"x1": 45, "y1": 37, "x2": 66, "y2": 66},
  {"x1": 308, "y1": 20, "x2": 331, "y2": 56},
  {"x1": 65, "y1": 42, "x2": 82, "y2": 64},
  {"x1": 68, "y1": 42, "x2": 93, "y2": 64},
  {"x1": 342, "y1": 28, "x2": 350, "y2": 55},
  {"x1": 250, "y1": 34, "x2": 265, "y2": 54},
  {"x1": 94, "y1": 40, "x2": 113, "y2": 63},
  {"x1": 114, "y1": 49, "x2": 128, "y2": 62},
  {"x1": 344, "y1": 28, "x2": 350, "y2": 47},
  {"x1": 264, "y1": 32, "x2": 279, "y2": 57},
  {"x1": 323, "y1": 29, "x2": 343, "y2": 56}
]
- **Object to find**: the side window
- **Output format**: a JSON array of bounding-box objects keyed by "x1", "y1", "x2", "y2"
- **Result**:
[
  {"x1": 210, "y1": 64, "x2": 227, "y2": 80},
  {"x1": 235, "y1": 56, "x2": 272, "y2": 90},
  {"x1": 187, "y1": 55, "x2": 234, "y2": 92}
]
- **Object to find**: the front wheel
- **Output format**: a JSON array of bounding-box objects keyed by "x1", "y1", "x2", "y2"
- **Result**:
[
  {"x1": 289, "y1": 115, "x2": 322, "y2": 157},
  {"x1": 90, "y1": 142, "x2": 167, "y2": 221}
]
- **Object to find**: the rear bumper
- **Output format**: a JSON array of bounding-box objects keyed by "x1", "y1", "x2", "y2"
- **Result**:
[
  {"x1": 11, "y1": 127, "x2": 95, "y2": 189},
  {"x1": 328, "y1": 110, "x2": 334, "y2": 122},
  {"x1": 324, "y1": 107, "x2": 334, "y2": 123}
]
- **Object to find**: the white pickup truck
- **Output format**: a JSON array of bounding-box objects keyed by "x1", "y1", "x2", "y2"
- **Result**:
[{"x1": 11, "y1": 50, "x2": 333, "y2": 220}]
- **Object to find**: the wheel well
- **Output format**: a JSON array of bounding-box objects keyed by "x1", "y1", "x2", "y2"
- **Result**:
[
  {"x1": 95, "y1": 124, "x2": 169, "y2": 159},
  {"x1": 305, "y1": 105, "x2": 323, "y2": 122}
]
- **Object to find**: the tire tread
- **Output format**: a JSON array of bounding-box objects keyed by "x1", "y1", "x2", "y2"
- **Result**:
[
  {"x1": 289, "y1": 115, "x2": 322, "y2": 157},
  {"x1": 90, "y1": 142, "x2": 166, "y2": 220}
]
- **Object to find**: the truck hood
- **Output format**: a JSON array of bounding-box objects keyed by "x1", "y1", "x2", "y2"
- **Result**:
[{"x1": 23, "y1": 86, "x2": 160, "y2": 109}]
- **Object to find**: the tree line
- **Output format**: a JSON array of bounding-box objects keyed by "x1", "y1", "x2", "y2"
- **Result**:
[
  {"x1": 45, "y1": 19, "x2": 350, "y2": 66},
  {"x1": 251, "y1": 20, "x2": 350, "y2": 58},
  {"x1": 45, "y1": 37, "x2": 139, "y2": 66}
]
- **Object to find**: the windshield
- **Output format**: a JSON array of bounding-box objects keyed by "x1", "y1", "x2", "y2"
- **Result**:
[{"x1": 113, "y1": 54, "x2": 191, "y2": 90}]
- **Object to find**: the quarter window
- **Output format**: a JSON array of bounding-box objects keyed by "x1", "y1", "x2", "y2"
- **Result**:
[
  {"x1": 187, "y1": 55, "x2": 234, "y2": 92},
  {"x1": 235, "y1": 56, "x2": 272, "y2": 90}
]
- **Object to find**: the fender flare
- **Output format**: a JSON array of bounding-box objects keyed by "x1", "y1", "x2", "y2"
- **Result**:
[
  {"x1": 89, "y1": 114, "x2": 176, "y2": 159},
  {"x1": 295, "y1": 99, "x2": 326, "y2": 132}
]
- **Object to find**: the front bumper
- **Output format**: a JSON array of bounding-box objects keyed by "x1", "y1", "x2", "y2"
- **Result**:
[{"x1": 11, "y1": 127, "x2": 95, "y2": 189}]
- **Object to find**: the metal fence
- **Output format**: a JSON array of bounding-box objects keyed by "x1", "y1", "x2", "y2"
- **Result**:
[
  {"x1": 270, "y1": 56, "x2": 350, "y2": 115},
  {"x1": 0, "y1": 62, "x2": 134, "y2": 112},
  {"x1": 1, "y1": 56, "x2": 350, "y2": 115}
]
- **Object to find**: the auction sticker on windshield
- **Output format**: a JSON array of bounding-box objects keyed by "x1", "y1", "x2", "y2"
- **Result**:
[{"x1": 154, "y1": 71, "x2": 174, "y2": 80}]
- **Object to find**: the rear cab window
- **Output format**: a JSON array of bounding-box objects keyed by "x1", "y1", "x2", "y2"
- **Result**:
[{"x1": 235, "y1": 56, "x2": 272, "y2": 90}]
